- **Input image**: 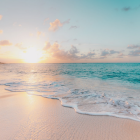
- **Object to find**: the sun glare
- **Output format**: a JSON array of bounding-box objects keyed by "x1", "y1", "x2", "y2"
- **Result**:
[{"x1": 23, "y1": 47, "x2": 42, "y2": 63}]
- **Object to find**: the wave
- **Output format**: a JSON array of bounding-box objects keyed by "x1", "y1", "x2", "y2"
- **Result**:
[
  {"x1": 1, "y1": 78, "x2": 140, "y2": 122},
  {"x1": 26, "y1": 91, "x2": 140, "y2": 122}
]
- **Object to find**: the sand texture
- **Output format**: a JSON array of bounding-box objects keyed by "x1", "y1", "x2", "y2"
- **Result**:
[{"x1": 0, "y1": 85, "x2": 140, "y2": 140}]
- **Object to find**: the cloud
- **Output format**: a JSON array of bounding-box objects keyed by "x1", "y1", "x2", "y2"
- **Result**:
[
  {"x1": 44, "y1": 18, "x2": 49, "y2": 24},
  {"x1": 15, "y1": 43, "x2": 23, "y2": 48},
  {"x1": 43, "y1": 41, "x2": 51, "y2": 50},
  {"x1": 122, "y1": 5, "x2": 140, "y2": 11},
  {"x1": 110, "y1": 50, "x2": 120, "y2": 54},
  {"x1": 69, "y1": 26, "x2": 78, "y2": 30},
  {"x1": 49, "y1": 19, "x2": 62, "y2": 31},
  {"x1": 0, "y1": 15, "x2": 2, "y2": 20},
  {"x1": 69, "y1": 45, "x2": 79, "y2": 54},
  {"x1": 127, "y1": 45, "x2": 140, "y2": 49},
  {"x1": 117, "y1": 53, "x2": 125, "y2": 58},
  {"x1": 0, "y1": 30, "x2": 3, "y2": 34},
  {"x1": 122, "y1": 7, "x2": 131, "y2": 11},
  {"x1": 0, "y1": 40, "x2": 12, "y2": 47},
  {"x1": 52, "y1": 45, "x2": 79, "y2": 60},
  {"x1": 49, "y1": 19, "x2": 70, "y2": 31},
  {"x1": 62, "y1": 19, "x2": 70, "y2": 24},
  {"x1": 101, "y1": 49, "x2": 119, "y2": 57},
  {"x1": 80, "y1": 52, "x2": 96, "y2": 59},
  {"x1": 129, "y1": 50, "x2": 140, "y2": 56},
  {"x1": 15, "y1": 43, "x2": 22, "y2": 47},
  {"x1": 101, "y1": 50, "x2": 110, "y2": 56},
  {"x1": 43, "y1": 41, "x2": 96, "y2": 60},
  {"x1": 15, "y1": 43, "x2": 26, "y2": 51},
  {"x1": 127, "y1": 45, "x2": 140, "y2": 56}
]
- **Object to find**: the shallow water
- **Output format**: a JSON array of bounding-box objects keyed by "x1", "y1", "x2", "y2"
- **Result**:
[{"x1": 0, "y1": 63, "x2": 140, "y2": 121}]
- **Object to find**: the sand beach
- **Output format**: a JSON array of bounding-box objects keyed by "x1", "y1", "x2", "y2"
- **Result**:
[{"x1": 0, "y1": 85, "x2": 140, "y2": 140}]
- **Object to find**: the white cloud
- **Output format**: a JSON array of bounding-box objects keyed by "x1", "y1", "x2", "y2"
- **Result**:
[
  {"x1": 43, "y1": 41, "x2": 96, "y2": 60},
  {"x1": 49, "y1": 19, "x2": 70, "y2": 31},
  {"x1": 49, "y1": 19, "x2": 62, "y2": 31}
]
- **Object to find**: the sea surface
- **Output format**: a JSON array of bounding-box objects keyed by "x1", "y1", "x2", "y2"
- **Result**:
[{"x1": 0, "y1": 63, "x2": 140, "y2": 121}]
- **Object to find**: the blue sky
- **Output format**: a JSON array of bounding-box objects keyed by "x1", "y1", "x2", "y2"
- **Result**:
[{"x1": 0, "y1": 0, "x2": 140, "y2": 63}]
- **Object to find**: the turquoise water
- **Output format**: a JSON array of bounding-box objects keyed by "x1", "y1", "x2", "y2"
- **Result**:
[
  {"x1": 0, "y1": 63, "x2": 140, "y2": 121},
  {"x1": 1, "y1": 63, "x2": 140, "y2": 83}
]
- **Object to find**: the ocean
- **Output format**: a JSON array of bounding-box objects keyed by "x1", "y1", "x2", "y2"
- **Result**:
[{"x1": 0, "y1": 63, "x2": 140, "y2": 121}]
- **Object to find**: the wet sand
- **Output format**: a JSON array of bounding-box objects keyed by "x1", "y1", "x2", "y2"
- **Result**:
[{"x1": 0, "y1": 85, "x2": 140, "y2": 140}]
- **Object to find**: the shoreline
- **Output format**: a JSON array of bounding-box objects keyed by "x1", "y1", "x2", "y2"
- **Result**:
[
  {"x1": 1, "y1": 85, "x2": 140, "y2": 139},
  {"x1": 5, "y1": 84, "x2": 140, "y2": 123},
  {"x1": 41, "y1": 95, "x2": 140, "y2": 123}
]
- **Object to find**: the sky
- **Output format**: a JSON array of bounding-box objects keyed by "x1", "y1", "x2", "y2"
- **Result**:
[{"x1": 0, "y1": 0, "x2": 140, "y2": 63}]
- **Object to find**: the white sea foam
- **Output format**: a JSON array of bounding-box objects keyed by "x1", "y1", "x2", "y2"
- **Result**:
[
  {"x1": 27, "y1": 91, "x2": 140, "y2": 122},
  {"x1": 1, "y1": 77, "x2": 140, "y2": 122}
]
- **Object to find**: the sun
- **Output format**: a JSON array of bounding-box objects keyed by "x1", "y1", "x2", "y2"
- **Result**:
[{"x1": 23, "y1": 47, "x2": 42, "y2": 63}]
